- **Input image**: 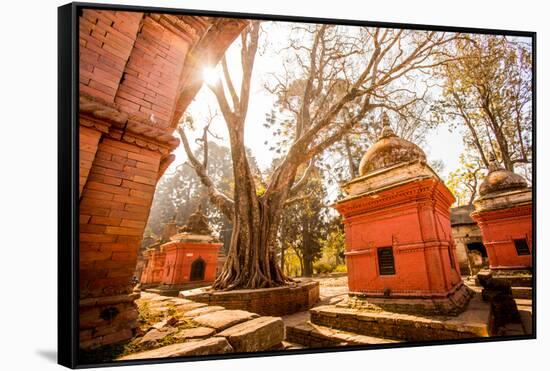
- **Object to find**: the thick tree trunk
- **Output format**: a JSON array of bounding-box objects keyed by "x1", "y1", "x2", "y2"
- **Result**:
[
  {"x1": 303, "y1": 258, "x2": 313, "y2": 277},
  {"x1": 212, "y1": 196, "x2": 291, "y2": 289}
]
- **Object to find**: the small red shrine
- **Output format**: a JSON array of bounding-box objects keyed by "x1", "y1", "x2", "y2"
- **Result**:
[
  {"x1": 471, "y1": 157, "x2": 532, "y2": 271},
  {"x1": 141, "y1": 206, "x2": 222, "y2": 295},
  {"x1": 333, "y1": 114, "x2": 471, "y2": 314},
  {"x1": 139, "y1": 218, "x2": 176, "y2": 287},
  {"x1": 140, "y1": 248, "x2": 166, "y2": 287}
]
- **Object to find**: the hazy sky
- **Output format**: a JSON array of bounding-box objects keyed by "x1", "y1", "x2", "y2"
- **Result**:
[{"x1": 168, "y1": 21, "x2": 530, "y2": 202}]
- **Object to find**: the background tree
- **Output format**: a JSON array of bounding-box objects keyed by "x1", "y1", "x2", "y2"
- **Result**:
[
  {"x1": 433, "y1": 35, "x2": 532, "y2": 178},
  {"x1": 445, "y1": 153, "x2": 484, "y2": 206},
  {"x1": 279, "y1": 169, "x2": 328, "y2": 277},
  {"x1": 178, "y1": 21, "x2": 461, "y2": 290},
  {"x1": 145, "y1": 139, "x2": 235, "y2": 250},
  {"x1": 315, "y1": 217, "x2": 347, "y2": 274}
]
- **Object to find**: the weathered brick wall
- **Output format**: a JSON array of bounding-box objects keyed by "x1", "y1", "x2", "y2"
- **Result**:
[
  {"x1": 80, "y1": 139, "x2": 161, "y2": 299},
  {"x1": 115, "y1": 15, "x2": 192, "y2": 127},
  {"x1": 79, "y1": 126, "x2": 102, "y2": 195},
  {"x1": 77, "y1": 10, "x2": 248, "y2": 349},
  {"x1": 79, "y1": 10, "x2": 142, "y2": 102}
]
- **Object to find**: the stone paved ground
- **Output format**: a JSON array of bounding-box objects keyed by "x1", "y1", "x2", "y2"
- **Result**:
[
  {"x1": 111, "y1": 292, "x2": 285, "y2": 361},
  {"x1": 281, "y1": 274, "x2": 350, "y2": 347},
  {"x1": 315, "y1": 274, "x2": 349, "y2": 304},
  {"x1": 283, "y1": 274, "x2": 533, "y2": 346},
  {"x1": 91, "y1": 274, "x2": 531, "y2": 361}
]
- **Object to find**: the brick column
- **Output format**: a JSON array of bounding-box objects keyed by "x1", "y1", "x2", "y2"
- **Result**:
[{"x1": 77, "y1": 11, "x2": 248, "y2": 349}]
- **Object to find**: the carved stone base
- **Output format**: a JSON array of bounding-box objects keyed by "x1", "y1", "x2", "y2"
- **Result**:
[{"x1": 345, "y1": 282, "x2": 473, "y2": 316}]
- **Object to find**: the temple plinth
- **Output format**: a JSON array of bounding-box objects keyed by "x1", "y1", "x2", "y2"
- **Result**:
[
  {"x1": 333, "y1": 114, "x2": 471, "y2": 315},
  {"x1": 145, "y1": 206, "x2": 222, "y2": 296},
  {"x1": 471, "y1": 157, "x2": 532, "y2": 273}
]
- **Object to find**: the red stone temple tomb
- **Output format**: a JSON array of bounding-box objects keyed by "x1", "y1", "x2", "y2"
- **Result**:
[
  {"x1": 333, "y1": 114, "x2": 471, "y2": 315},
  {"x1": 471, "y1": 157, "x2": 532, "y2": 272},
  {"x1": 143, "y1": 206, "x2": 223, "y2": 296}
]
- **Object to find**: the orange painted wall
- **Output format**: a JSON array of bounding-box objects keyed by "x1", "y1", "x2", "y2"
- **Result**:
[
  {"x1": 335, "y1": 179, "x2": 462, "y2": 297},
  {"x1": 471, "y1": 204, "x2": 532, "y2": 270},
  {"x1": 161, "y1": 242, "x2": 222, "y2": 285}
]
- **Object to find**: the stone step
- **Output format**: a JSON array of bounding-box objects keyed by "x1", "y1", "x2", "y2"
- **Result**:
[
  {"x1": 286, "y1": 320, "x2": 398, "y2": 348},
  {"x1": 309, "y1": 295, "x2": 490, "y2": 342},
  {"x1": 281, "y1": 341, "x2": 305, "y2": 350},
  {"x1": 518, "y1": 308, "x2": 533, "y2": 335},
  {"x1": 511, "y1": 286, "x2": 532, "y2": 300},
  {"x1": 476, "y1": 273, "x2": 532, "y2": 288},
  {"x1": 515, "y1": 298, "x2": 532, "y2": 309},
  {"x1": 515, "y1": 298, "x2": 533, "y2": 336}
]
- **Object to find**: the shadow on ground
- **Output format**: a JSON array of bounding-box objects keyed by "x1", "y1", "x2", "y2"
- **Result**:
[{"x1": 36, "y1": 350, "x2": 57, "y2": 363}]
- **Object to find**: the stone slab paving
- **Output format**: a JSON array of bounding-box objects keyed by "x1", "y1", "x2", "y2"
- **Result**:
[
  {"x1": 218, "y1": 316, "x2": 285, "y2": 352},
  {"x1": 183, "y1": 306, "x2": 226, "y2": 318},
  {"x1": 117, "y1": 292, "x2": 283, "y2": 361},
  {"x1": 193, "y1": 310, "x2": 259, "y2": 331},
  {"x1": 284, "y1": 275, "x2": 507, "y2": 346},
  {"x1": 139, "y1": 327, "x2": 178, "y2": 346},
  {"x1": 316, "y1": 275, "x2": 349, "y2": 304},
  {"x1": 173, "y1": 327, "x2": 215, "y2": 340},
  {"x1": 119, "y1": 338, "x2": 233, "y2": 360}
]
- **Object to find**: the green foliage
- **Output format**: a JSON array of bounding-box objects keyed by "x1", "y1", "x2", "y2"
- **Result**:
[
  {"x1": 313, "y1": 261, "x2": 333, "y2": 274},
  {"x1": 314, "y1": 221, "x2": 347, "y2": 274},
  {"x1": 432, "y1": 35, "x2": 532, "y2": 174},
  {"x1": 280, "y1": 168, "x2": 329, "y2": 277},
  {"x1": 283, "y1": 248, "x2": 303, "y2": 277},
  {"x1": 334, "y1": 264, "x2": 347, "y2": 273},
  {"x1": 145, "y1": 141, "x2": 236, "y2": 252},
  {"x1": 445, "y1": 153, "x2": 485, "y2": 206}
]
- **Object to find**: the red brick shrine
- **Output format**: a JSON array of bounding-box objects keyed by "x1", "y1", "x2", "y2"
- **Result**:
[
  {"x1": 333, "y1": 114, "x2": 471, "y2": 314},
  {"x1": 142, "y1": 207, "x2": 223, "y2": 296},
  {"x1": 471, "y1": 157, "x2": 532, "y2": 272}
]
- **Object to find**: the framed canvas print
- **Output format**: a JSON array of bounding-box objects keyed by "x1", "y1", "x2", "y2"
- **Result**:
[{"x1": 58, "y1": 2, "x2": 536, "y2": 368}]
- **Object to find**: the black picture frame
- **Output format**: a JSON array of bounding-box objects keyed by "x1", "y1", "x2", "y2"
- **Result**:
[{"x1": 58, "y1": 2, "x2": 536, "y2": 368}]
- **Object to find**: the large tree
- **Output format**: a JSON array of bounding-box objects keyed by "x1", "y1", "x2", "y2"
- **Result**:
[{"x1": 178, "y1": 21, "x2": 460, "y2": 290}]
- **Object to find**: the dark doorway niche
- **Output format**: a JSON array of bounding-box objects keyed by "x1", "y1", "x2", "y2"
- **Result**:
[
  {"x1": 467, "y1": 242, "x2": 487, "y2": 257},
  {"x1": 190, "y1": 257, "x2": 206, "y2": 281}
]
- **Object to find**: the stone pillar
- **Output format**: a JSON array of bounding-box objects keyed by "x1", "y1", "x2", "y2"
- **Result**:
[
  {"x1": 333, "y1": 114, "x2": 471, "y2": 315},
  {"x1": 77, "y1": 10, "x2": 248, "y2": 349},
  {"x1": 470, "y1": 158, "x2": 532, "y2": 272}
]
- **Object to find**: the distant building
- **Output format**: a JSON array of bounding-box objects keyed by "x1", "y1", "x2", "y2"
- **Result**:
[
  {"x1": 140, "y1": 206, "x2": 223, "y2": 296},
  {"x1": 450, "y1": 205, "x2": 487, "y2": 275}
]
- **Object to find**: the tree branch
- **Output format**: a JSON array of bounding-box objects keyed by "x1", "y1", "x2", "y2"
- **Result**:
[
  {"x1": 177, "y1": 126, "x2": 234, "y2": 218},
  {"x1": 221, "y1": 55, "x2": 240, "y2": 111},
  {"x1": 289, "y1": 159, "x2": 316, "y2": 194}
]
